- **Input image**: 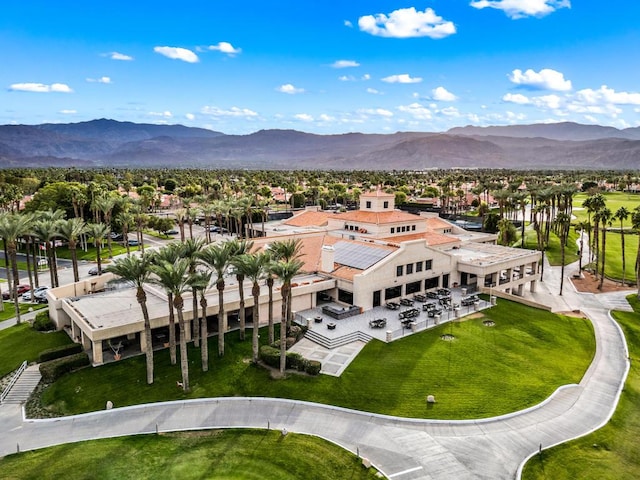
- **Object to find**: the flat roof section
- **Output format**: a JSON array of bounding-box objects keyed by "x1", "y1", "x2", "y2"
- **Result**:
[{"x1": 445, "y1": 242, "x2": 540, "y2": 267}]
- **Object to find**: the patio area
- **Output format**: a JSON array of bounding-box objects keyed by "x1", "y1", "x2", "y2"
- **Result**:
[{"x1": 292, "y1": 288, "x2": 494, "y2": 376}]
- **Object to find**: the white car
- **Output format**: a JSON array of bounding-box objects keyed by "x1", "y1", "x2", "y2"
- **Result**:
[{"x1": 23, "y1": 286, "x2": 49, "y2": 302}]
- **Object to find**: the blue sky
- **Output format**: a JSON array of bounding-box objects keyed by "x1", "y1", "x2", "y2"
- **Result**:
[{"x1": 1, "y1": 1, "x2": 639, "y2": 134}]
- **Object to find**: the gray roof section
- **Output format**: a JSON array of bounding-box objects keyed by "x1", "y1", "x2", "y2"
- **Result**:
[{"x1": 334, "y1": 241, "x2": 393, "y2": 270}]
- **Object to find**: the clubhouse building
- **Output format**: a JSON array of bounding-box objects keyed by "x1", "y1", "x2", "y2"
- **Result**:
[{"x1": 48, "y1": 190, "x2": 541, "y2": 365}]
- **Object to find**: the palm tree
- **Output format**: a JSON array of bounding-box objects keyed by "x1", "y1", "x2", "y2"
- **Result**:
[
  {"x1": 271, "y1": 259, "x2": 304, "y2": 373},
  {"x1": 233, "y1": 252, "x2": 268, "y2": 363},
  {"x1": 632, "y1": 206, "x2": 640, "y2": 299},
  {"x1": 554, "y1": 212, "x2": 571, "y2": 296},
  {"x1": 180, "y1": 237, "x2": 206, "y2": 347},
  {"x1": 57, "y1": 217, "x2": 87, "y2": 282},
  {"x1": 106, "y1": 254, "x2": 155, "y2": 384},
  {"x1": 150, "y1": 258, "x2": 193, "y2": 391},
  {"x1": 198, "y1": 242, "x2": 233, "y2": 357},
  {"x1": 575, "y1": 220, "x2": 590, "y2": 274},
  {"x1": 265, "y1": 255, "x2": 276, "y2": 344},
  {"x1": 228, "y1": 239, "x2": 254, "y2": 341},
  {"x1": 615, "y1": 206, "x2": 630, "y2": 285},
  {"x1": 94, "y1": 195, "x2": 117, "y2": 258},
  {"x1": 86, "y1": 222, "x2": 110, "y2": 275},
  {"x1": 0, "y1": 212, "x2": 33, "y2": 323},
  {"x1": 151, "y1": 245, "x2": 182, "y2": 364},
  {"x1": 190, "y1": 270, "x2": 212, "y2": 371},
  {"x1": 596, "y1": 207, "x2": 613, "y2": 291},
  {"x1": 32, "y1": 211, "x2": 64, "y2": 288},
  {"x1": 115, "y1": 211, "x2": 134, "y2": 255},
  {"x1": 269, "y1": 238, "x2": 303, "y2": 331}
]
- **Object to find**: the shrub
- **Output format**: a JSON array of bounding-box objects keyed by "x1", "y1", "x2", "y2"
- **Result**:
[
  {"x1": 32, "y1": 311, "x2": 55, "y2": 331},
  {"x1": 38, "y1": 343, "x2": 83, "y2": 363},
  {"x1": 259, "y1": 345, "x2": 280, "y2": 368},
  {"x1": 286, "y1": 352, "x2": 307, "y2": 371},
  {"x1": 305, "y1": 360, "x2": 321, "y2": 376},
  {"x1": 40, "y1": 352, "x2": 90, "y2": 383}
]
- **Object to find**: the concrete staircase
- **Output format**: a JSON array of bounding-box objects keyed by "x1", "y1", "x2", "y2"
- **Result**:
[
  {"x1": 1, "y1": 365, "x2": 41, "y2": 404},
  {"x1": 304, "y1": 328, "x2": 373, "y2": 349}
]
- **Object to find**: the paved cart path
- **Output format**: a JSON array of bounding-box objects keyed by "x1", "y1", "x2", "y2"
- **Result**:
[{"x1": 0, "y1": 262, "x2": 632, "y2": 480}]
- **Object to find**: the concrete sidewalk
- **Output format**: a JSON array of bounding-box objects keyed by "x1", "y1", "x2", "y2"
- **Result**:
[{"x1": 0, "y1": 261, "x2": 633, "y2": 479}]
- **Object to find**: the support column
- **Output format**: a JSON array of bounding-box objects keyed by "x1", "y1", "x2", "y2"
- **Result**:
[
  {"x1": 71, "y1": 321, "x2": 80, "y2": 343},
  {"x1": 517, "y1": 284, "x2": 524, "y2": 296},
  {"x1": 530, "y1": 279, "x2": 538, "y2": 293},
  {"x1": 92, "y1": 340, "x2": 103, "y2": 365},
  {"x1": 81, "y1": 331, "x2": 91, "y2": 350}
]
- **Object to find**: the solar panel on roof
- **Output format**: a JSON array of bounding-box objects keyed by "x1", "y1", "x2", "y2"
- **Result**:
[{"x1": 333, "y1": 241, "x2": 392, "y2": 270}]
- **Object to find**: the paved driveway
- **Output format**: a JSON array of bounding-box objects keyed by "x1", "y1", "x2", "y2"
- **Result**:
[{"x1": 0, "y1": 263, "x2": 632, "y2": 479}]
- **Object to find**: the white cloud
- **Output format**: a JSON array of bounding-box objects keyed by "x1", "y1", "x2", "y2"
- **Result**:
[
  {"x1": 318, "y1": 114, "x2": 335, "y2": 122},
  {"x1": 382, "y1": 74, "x2": 423, "y2": 84},
  {"x1": 332, "y1": 60, "x2": 360, "y2": 69},
  {"x1": 508, "y1": 68, "x2": 572, "y2": 91},
  {"x1": 398, "y1": 102, "x2": 433, "y2": 120},
  {"x1": 367, "y1": 88, "x2": 382, "y2": 95},
  {"x1": 358, "y1": 108, "x2": 394, "y2": 117},
  {"x1": 294, "y1": 113, "x2": 314, "y2": 122},
  {"x1": 362, "y1": 74, "x2": 371, "y2": 81},
  {"x1": 9, "y1": 82, "x2": 73, "y2": 93},
  {"x1": 432, "y1": 86, "x2": 458, "y2": 101},
  {"x1": 148, "y1": 111, "x2": 173, "y2": 118},
  {"x1": 358, "y1": 7, "x2": 456, "y2": 39},
  {"x1": 201, "y1": 106, "x2": 258, "y2": 117},
  {"x1": 344, "y1": 20, "x2": 353, "y2": 28},
  {"x1": 470, "y1": 0, "x2": 571, "y2": 19},
  {"x1": 440, "y1": 106, "x2": 461, "y2": 117},
  {"x1": 86, "y1": 76, "x2": 112, "y2": 84},
  {"x1": 154, "y1": 46, "x2": 199, "y2": 63},
  {"x1": 532, "y1": 94, "x2": 562, "y2": 110},
  {"x1": 107, "y1": 52, "x2": 133, "y2": 61},
  {"x1": 277, "y1": 84, "x2": 305, "y2": 94},
  {"x1": 208, "y1": 42, "x2": 241, "y2": 56},
  {"x1": 503, "y1": 93, "x2": 530, "y2": 104},
  {"x1": 339, "y1": 75, "x2": 356, "y2": 82},
  {"x1": 575, "y1": 85, "x2": 640, "y2": 105},
  {"x1": 59, "y1": 109, "x2": 77, "y2": 114},
  {"x1": 185, "y1": 113, "x2": 195, "y2": 120}
]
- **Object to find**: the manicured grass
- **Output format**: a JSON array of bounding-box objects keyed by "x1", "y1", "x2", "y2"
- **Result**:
[
  {"x1": 54, "y1": 244, "x2": 133, "y2": 261},
  {"x1": 520, "y1": 228, "x2": 580, "y2": 266},
  {"x1": 0, "y1": 259, "x2": 29, "y2": 270},
  {"x1": 522, "y1": 295, "x2": 640, "y2": 480},
  {"x1": 0, "y1": 429, "x2": 379, "y2": 480},
  {"x1": 0, "y1": 323, "x2": 73, "y2": 377},
  {"x1": 586, "y1": 232, "x2": 639, "y2": 284},
  {"x1": 573, "y1": 192, "x2": 640, "y2": 227},
  {"x1": 41, "y1": 300, "x2": 595, "y2": 420},
  {"x1": 0, "y1": 302, "x2": 46, "y2": 323}
]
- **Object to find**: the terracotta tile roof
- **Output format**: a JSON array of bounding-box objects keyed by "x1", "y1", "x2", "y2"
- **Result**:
[
  {"x1": 251, "y1": 233, "x2": 326, "y2": 273},
  {"x1": 330, "y1": 210, "x2": 419, "y2": 224},
  {"x1": 331, "y1": 265, "x2": 362, "y2": 281},
  {"x1": 425, "y1": 217, "x2": 453, "y2": 230},
  {"x1": 381, "y1": 231, "x2": 460, "y2": 246},
  {"x1": 283, "y1": 210, "x2": 330, "y2": 227}
]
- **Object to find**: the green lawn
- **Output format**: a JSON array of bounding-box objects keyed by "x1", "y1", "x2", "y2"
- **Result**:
[
  {"x1": 522, "y1": 295, "x2": 640, "y2": 480},
  {"x1": 591, "y1": 232, "x2": 639, "y2": 284},
  {"x1": 54, "y1": 244, "x2": 134, "y2": 262},
  {"x1": 0, "y1": 323, "x2": 73, "y2": 377},
  {"x1": 0, "y1": 302, "x2": 46, "y2": 323},
  {"x1": 573, "y1": 192, "x2": 640, "y2": 227},
  {"x1": 520, "y1": 227, "x2": 580, "y2": 266},
  {"x1": 0, "y1": 259, "x2": 29, "y2": 271},
  {"x1": 40, "y1": 300, "x2": 595, "y2": 420},
  {"x1": 0, "y1": 429, "x2": 379, "y2": 480}
]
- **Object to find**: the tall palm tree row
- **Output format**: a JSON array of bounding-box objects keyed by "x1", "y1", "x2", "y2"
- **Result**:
[
  {"x1": 615, "y1": 206, "x2": 629, "y2": 286},
  {"x1": 228, "y1": 239, "x2": 254, "y2": 341},
  {"x1": 0, "y1": 212, "x2": 33, "y2": 323}
]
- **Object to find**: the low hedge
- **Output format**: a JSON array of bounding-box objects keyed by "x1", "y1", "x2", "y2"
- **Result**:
[
  {"x1": 40, "y1": 352, "x2": 90, "y2": 383},
  {"x1": 38, "y1": 343, "x2": 83, "y2": 363},
  {"x1": 259, "y1": 345, "x2": 321, "y2": 375},
  {"x1": 32, "y1": 311, "x2": 55, "y2": 331}
]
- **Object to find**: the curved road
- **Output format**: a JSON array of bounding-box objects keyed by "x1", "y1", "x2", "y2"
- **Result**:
[{"x1": 0, "y1": 261, "x2": 631, "y2": 479}]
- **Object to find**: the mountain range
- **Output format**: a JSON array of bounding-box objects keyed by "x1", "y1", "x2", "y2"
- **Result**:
[{"x1": 1, "y1": 119, "x2": 639, "y2": 170}]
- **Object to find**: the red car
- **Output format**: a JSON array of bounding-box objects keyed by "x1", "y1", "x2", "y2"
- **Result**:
[{"x1": 2, "y1": 284, "x2": 31, "y2": 300}]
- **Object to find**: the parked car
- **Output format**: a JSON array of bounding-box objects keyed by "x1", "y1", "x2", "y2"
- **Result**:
[
  {"x1": 88, "y1": 266, "x2": 100, "y2": 276},
  {"x1": 23, "y1": 286, "x2": 49, "y2": 302},
  {"x1": 2, "y1": 284, "x2": 31, "y2": 300},
  {"x1": 128, "y1": 239, "x2": 140, "y2": 246},
  {"x1": 110, "y1": 232, "x2": 123, "y2": 241},
  {"x1": 165, "y1": 229, "x2": 179, "y2": 235}
]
